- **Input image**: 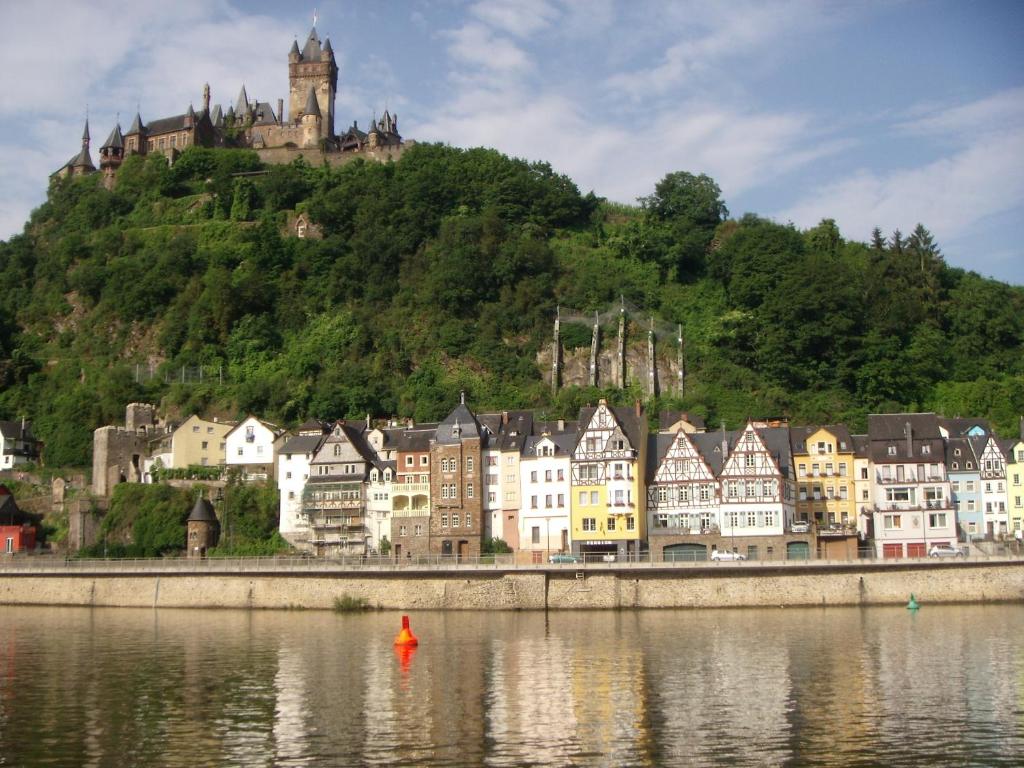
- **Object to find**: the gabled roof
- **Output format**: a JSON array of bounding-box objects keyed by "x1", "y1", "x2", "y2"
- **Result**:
[
  {"x1": 867, "y1": 413, "x2": 944, "y2": 463},
  {"x1": 691, "y1": 431, "x2": 732, "y2": 476},
  {"x1": 395, "y1": 426, "x2": 437, "y2": 453},
  {"x1": 235, "y1": 85, "x2": 250, "y2": 115},
  {"x1": 944, "y1": 437, "x2": 977, "y2": 470},
  {"x1": 852, "y1": 434, "x2": 869, "y2": 458},
  {"x1": 224, "y1": 415, "x2": 282, "y2": 440},
  {"x1": 789, "y1": 424, "x2": 854, "y2": 454},
  {"x1": 658, "y1": 410, "x2": 706, "y2": 432},
  {"x1": 523, "y1": 432, "x2": 575, "y2": 458},
  {"x1": 575, "y1": 402, "x2": 644, "y2": 454},
  {"x1": 145, "y1": 113, "x2": 193, "y2": 136},
  {"x1": 938, "y1": 416, "x2": 991, "y2": 438}
]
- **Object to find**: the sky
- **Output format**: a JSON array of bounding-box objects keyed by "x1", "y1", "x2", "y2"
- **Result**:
[{"x1": 1, "y1": 0, "x2": 1022, "y2": 283}]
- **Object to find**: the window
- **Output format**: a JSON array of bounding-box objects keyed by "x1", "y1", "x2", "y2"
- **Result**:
[
  {"x1": 507, "y1": 456, "x2": 514, "y2": 465},
  {"x1": 798, "y1": 463, "x2": 806, "y2": 477},
  {"x1": 578, "y1": 491, "x2": 587, "y2": 506},
  {"x1": 582, "y1": 517, "x2": 596, "y2": 532},
  {"x1": 256, "y1": 446, "x2": 263, "y2": 455},
  {"x1": 237, "y1": 447, "x2": 243, "y2": 456},
  {"x1": 839, "y1": 463, "x2": 847, "y2": 477},
  {"x1": 545, "y1": 469, "x2": 552, "y2": 482},
  {"x1": 764, "y1": 510, "x2": 775, "y2": 527},
  {"x1": 607, "y1": 516, "x2": 616, "y2": 531},
  {"x1": 441, "y1": 514, "x2": 448, "y2": 527},
  {"x1": 420, "y1": 455, "x2": 429, "y2": 466},
  {"x1": 557, "y1": 469, "x2": 564, "y2": 482},
  {"x1": 201, "y1": 441, "x2": 208, "y2": 450},
  {"x1": 405, "y1": 456, "x2": 414, "y2": 467},
  {"x1": 825, "y1": 463, "x2": 833, "y2": 475},
  {"x1": 488, "y1": 492, "x2": 496, "y2": 503},
  {"x1": 531, "y1": 471, "x2": 538, "y2": 483},
  {"x1": 545, "y1": 494, "x2": 552, "y2": 508},
  {"x1": 206, "y1": 426, "x2": 213, "y2": 434},
  {"x1": 399, "y1": 525, "x2": 407, "y2": 536},
  {"x1": 466, "y1": 457, "x2": 474, "y2": 472},
  {"x1": 883, "y1": 514, "x2": 902, "y2": 529},
  {"x1": 487, "y1": 456, "x2": 497, "y2": 466},
  {"x1": 626, "y1": 516, "x2": 635, "y2": 531},
  {"x1": 334, "y1": 445, "x2": 342, "y2": 456},
  {"x1": 288, "y1": 491, "x2": 294, "y2": 499},
  {"x1": 590, "y1": 491, "x2": 599, "y2": 505},
  {"x1": 745, "y1": 454, "x2": 756, "y2": 468},
  {"x1": 531, "y1": 495, "x2": 538, "y2": 509},
  {"x1": 658, "y1": 487, "x2": 668, "y2": 503},
  {"x1": 557, "y1": 493, "x2": 564, "y2": 507},
  {"x1": 286, "y1": 471, "x2": 292, "y2": 479},
  {"x1": 747, "y1": 510, "x2": 757, "y2": 527},
  {"x1": 466, "y1": 483, "x2": 474, "y2": 499},
  {"x1": 506, "y1": 474, "x2": 515, "y2": 483},
  {"x1": 966, "y1": 481, "x2": 975, "y2": 491},
  {"x1": 886, "y1": 488, "x2": 912, "y2": 503},
  {"x1": 929, "y1": 513, "x2": 947, "y2": 528},
  {"x1": 192, "y1": 425, "x2": 200, "y2": 433},
  {"x1": 700, "y1": 486, "x2": 710, "y2": 501},
  {"x1": 839, "y1": 487, "x2": 848, "y2": 500},
  {"x1": 504, "y1": 490, "x2": 515, "y2": 501},
  {"x1": 860, "y1": 467, "x2": 868, "y2": 479},
  {"x1": 922, "y1": 445, "x2": 931, "y2": 455},
  {"x1": 888, "y1": 446, "x2": 897, "y2": 456},
  {"x1": 414, "y1": 525, "x2": 423, "y2": 536},
  {"x1": 532, "y1": 526, "x2": 540, "y2": 544},
  {"x1": 452, "y1": 514, "x2": 460, "y2": 527}
]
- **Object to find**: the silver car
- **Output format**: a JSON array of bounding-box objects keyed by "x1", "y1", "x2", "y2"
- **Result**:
[
  {"x1": 928, "y1": 544, "x2": 965, "y2": 558},
  {"x1": 711, "y1": 550, "x2": 746, "y2": 562}
]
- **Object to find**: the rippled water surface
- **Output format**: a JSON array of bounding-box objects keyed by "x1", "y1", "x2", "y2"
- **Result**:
[{"x1": 0, "y1": 605, "x2": 1022, "y2": 766}]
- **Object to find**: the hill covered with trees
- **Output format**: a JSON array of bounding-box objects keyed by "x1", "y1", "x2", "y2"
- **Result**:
[{"x1": 1, "y1": 144, "x2": 1022, "y2": 468}]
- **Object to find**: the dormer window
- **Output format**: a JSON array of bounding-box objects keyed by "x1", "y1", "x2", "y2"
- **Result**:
[
  {"x1": 887, "y1": 446, "x2": 897, "y2": 456},
  {"x1": 952, "y1": 462, "x2": 959, "y2": 470},
  {"x1": 384, "y1": 469, "x2": 392, "y2": 482},
  {"x1": 452, "y1": 420, "x2": 462, "y2": 438},
  {"x1": 967, "y1": 462, "x2": 974, "y2": 469},
  {"x1": 922, "y1": 445, "x2": 931, "y2": 455},
  {"x1": 370, "y1": 469, "x2": 378, "y2": 482},
  {"x1": 954, "y1": 449, "x2": 961, "y2": 456}
]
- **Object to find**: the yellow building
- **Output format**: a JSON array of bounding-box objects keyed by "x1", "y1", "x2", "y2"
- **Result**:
[
  {"x1": 790, "y1": 426, "x2": 857, "y2": 529},
  {"x1": 569, "y1": 399, "x2": 647, "y2": 561},
  {"x1": 1007, "y1": 439, "x2": 1024, "y2": 540},
  {"x1": 169, "y1": 415, "x2": 234, "y2": 468}
]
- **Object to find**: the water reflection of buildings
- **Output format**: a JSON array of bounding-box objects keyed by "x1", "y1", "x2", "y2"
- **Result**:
[{"x1": 640, "y1": 611, "x2": 792, "y2": 767}]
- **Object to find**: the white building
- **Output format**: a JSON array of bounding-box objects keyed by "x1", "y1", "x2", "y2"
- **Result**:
[
  {"x1": 277, "y1": 421, "x2": 328, "y2": 546},
  {"x1": 519, "y1": 432, "x2": 574, "y2": 561},
  {"x1": 974, "y1": 435, "x2": 1010, "y2": 538},
  {"x1": 717, "y1": 423, "x2": 795, "y2": 540},
  {"x1": 225, "y1": 415, "x2": 283, "y2": 482}
]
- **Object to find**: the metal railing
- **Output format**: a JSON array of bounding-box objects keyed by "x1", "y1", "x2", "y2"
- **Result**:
[{"x1": 0, "y1": 549, "x2": 1022, "y2": 573}]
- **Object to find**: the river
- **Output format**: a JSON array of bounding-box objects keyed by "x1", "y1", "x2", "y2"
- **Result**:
[{"x1": 0, "y1": 605, "x2": 1021, "y2": 766}]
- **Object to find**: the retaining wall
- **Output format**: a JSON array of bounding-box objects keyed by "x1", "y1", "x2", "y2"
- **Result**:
[{"x1": 0, "y1": 560, "x2": 1022, "y2": 610}]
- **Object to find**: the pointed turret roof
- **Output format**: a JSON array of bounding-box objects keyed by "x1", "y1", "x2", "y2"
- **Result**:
[
  {"x1": 211, "y1": 104, "x2": 223, "y2": 126},
  {"x1": 301, "y1": 27, "x2": 322, "y2": 61},
  {"x1": 290, "y1": 39, "x2": 300, "y2": 56},
  {"x1": 126, "y1": 111, "x2": 144, "y2": 135},
  {"x1": 235, "y1": 85, "x2": 249, "y2": 115},
  {"x1": 82, "y1": 118, "x2": 90, "y2": 142},
  {"x1": 68, "y1": 146, "x2": 94, "y2": 171},
  {"x1": 322, "y1": 37, "x2": 333, "y2": 55},
  {"x1": 187, "y1": 497, "x2": 218, "y2": 523},
  {"x1": 186, "y1": 103, "x2": 196, "y2": 119},
  {"x1": 367, "y1": 115, "x2": 379, "y2": 134},
  {"x1": 100, "y1": 123, "x2": 123, "y2": 150},
  {"x1": 304, "y1": 85, "x2": 321, "y2": 118}
]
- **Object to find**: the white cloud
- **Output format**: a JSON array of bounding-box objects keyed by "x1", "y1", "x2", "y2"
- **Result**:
[
  {"x1": 443, "y1": 22, "x2": 534, "y2": 76},
  {"x1": 469, "y1": 0, "x2": 560, "y2": 37}
]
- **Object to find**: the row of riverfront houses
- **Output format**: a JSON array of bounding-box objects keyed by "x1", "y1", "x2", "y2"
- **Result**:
[{"x1": 93, "y1": 399, "x2": 1024, "y2": 562}]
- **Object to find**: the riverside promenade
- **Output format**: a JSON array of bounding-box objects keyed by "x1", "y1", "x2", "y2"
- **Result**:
[{"x1": 1, "y1": 555, "x2": 1022, "y2": 611}]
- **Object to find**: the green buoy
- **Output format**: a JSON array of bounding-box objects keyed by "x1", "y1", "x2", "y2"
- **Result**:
[{"x1": 907, "y1": 593, "x2": 920, "y2": 611}]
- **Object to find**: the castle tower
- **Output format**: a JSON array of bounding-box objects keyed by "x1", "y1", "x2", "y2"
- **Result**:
[
  {"x1": 202, "y1": 83, "x2": 211, "y2": 114},
  {"x1": 288, "y1": 26, "x2": 337, "y2": 137},
  {"x1": 68, "y1": 118, "x2": 96, "y2": 176},
  {"x1": 186, "y1": 495, "x2": 220, "y2": 558},
  {"x1": 124, "y1": 111, "x2": 146, "y2": 155},
  {"x1": 301, "y1": 85, "x2": 322, "y2": 148},
  {"x1": 367, "y1": 115, "x2": 380, "y2": 148},
  {"x1": 98, "y1": 122, "x2": 124, "y2": 189}
]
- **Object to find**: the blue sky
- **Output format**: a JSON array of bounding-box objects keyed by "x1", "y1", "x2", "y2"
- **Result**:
[{"x1": 1, "y1": 0, "x2": 1022, "y2": 283}]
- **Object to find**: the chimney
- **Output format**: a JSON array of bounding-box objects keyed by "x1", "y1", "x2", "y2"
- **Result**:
[
  {"x1": 721, "y1": 422, "x2": 728, "y2": 459},
  {"x1": 502, "y1": 411, "x2": 509, "y2": 426},
  {"x1": 905, "y1": 421, "x2": 913, "y2": 457},
  {"x1": 460, "y1": 390, "x2": 466, "y2": 405},
  {"x1": 277, "y1": 98, "x2": 284, "y2": 125},
  {"x1": 366, "y1": 413, "x2": 371, "y2": 429},
  {"x1": 635, "y1": 399, "x2": 642, "y2": 419},
  {"x1": 557, "y1": 419, "x2": 565, "y2": 432}
]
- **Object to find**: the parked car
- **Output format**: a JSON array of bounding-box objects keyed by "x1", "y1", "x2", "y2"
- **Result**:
[
  {"x1": 549, "y1": 553, "x2": 580, "y2": 564},
  {"x1": 601, "y1": 553, "x2": 617, "y2": 563},
  {"x1": 791, "y1": 520, "x2": 811, "y2": 534},
  {"x1": 711, "y1": 550, "x2": 746, "y2": 562},
  {"x1": 928, "y1": 544, "x2": 965, "y2": 558}
]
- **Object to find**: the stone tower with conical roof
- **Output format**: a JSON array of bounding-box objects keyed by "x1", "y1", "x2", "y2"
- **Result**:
[
  {"x1": 288, "y1": 26, "x2": 337, "y2": 137},
  {"x1": 98, "y1": 122, "x2": 124, "y2": 189},
  {"x1": 186, "y1": 495, "x2": 220, "y2": 558}
]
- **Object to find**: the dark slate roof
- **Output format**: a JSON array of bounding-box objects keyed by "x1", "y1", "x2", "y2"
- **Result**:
[
  {"x1": 691, "y1": 431, "x2": 733, "y2": 476},
  {"x1": 852, "y1": 434, "x2": 869, "y2": 458},
  {"x1": 396, "y1": 427, "x2": 435, "y2": 453},
  {"x1": 436, "y1": 404, "x2": 482, "y2": 445},
  {"x1": 0, "y1": 421, "x2": 35, "y2": 440},
  {"x1": 297, "y1": 418, "x2": 330, "y2": 434},
  {"x1": 646, "y1": 432, "x2": 677, "y2": 483},
  {"x1": 100, "y1": 123, "x2": 123, "y2": 150},
  {"x1": 944, "y1": 437, "x2": 976, "y2": 470},
  {"x1": 867, "y1": 413, "x2": 944, "y2": 463},
  {"x1": 789, "y1": 424, "x2": 854, "y2": 454},
  {"x1": 211, "y1": 104, "x2": 223, "y2": 126},
  {"x1": 280, "y1": 434, "x2": 327, "y2": 454},
  {"x1": 301, "y1": 27, "x2": 322, "y2": 60},
  {"x1": 187, "y1": 497, "x2": 218, "y2": 523},
  {"x1": 236, "y1": 85, "x2": 249, "y2": 115},
  {"x1": 145, "y1": 114, "x2": 191, "y2": 136},
  {"x1": 252, "y1": 101, "x2": 277, "y2": 126},
  {"x1": 339, "y1": 423, "x2": 379, "y2": 464},
  {"x1": 126, "y1": 112, "x2": 144, "y2": 135},
  {"x1": 938, "y1": 417, "x2": 992, "y2": 438},
  {"x1": 322, "y1": 37, "x2": 333, "y2": 55},
  {"x1": 0, "y1": 492, "x2": 26, "y2": 525},
  {"x1": 759, "y1": 426, "x2": 793, "y2": 476},
  {"x1": 82, "y1": 119, "x2": 90, "y2": 141},
  {"x1": 523, "y1": 432, "x2": 576, "y2": 457},
  {"x1": 303, "y1": 86, "x2": 321, "y2": 117},
  {"x1": 367, "y1": 116, "x2": 380, "y2": 134}
]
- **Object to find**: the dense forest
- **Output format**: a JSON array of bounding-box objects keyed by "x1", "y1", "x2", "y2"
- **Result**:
[{"x1": 1, "y1": 144, "x2": 1022, "y2": 468}]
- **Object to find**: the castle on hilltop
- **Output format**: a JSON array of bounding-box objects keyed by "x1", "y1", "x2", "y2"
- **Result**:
[{"x1": 53, "y1": 24, "x2": 406, "y2": 185}]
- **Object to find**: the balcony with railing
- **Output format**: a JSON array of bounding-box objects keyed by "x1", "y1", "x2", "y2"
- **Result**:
[{"x1": 392, "y1": 481, "x2": 431, "y2": 495}]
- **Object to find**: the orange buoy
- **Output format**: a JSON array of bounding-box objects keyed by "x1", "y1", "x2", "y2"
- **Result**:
[{"x1": 394, "y1": 614, "x2": 419, "y2": 646}]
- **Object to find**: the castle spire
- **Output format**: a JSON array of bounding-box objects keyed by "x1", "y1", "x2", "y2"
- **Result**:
[
  {"x1": 235, "y1": 85, "x2": 249, "y2": 116},
  {"x1": 82, "y1": 116, "x2": 90, "y2": 145},
  {"x1": 303, "y1": 85, "x2": 321, "y2": 118}
]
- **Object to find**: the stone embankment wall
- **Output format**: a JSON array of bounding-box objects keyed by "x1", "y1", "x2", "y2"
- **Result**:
[{"x1": 0, "y1": 561, "x2": 1021, "y2": 610}]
